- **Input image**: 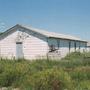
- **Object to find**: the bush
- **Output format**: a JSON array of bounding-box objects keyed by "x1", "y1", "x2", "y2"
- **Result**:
[
  {"x1": 75, "y1": 80, "x2": 90, "y2": 90},
  {"x1": 20, "y1": 68, "x2": 74, "y2": 90},
  {"x1": 0, "y1": 68, "x2": 18, "y2": 87},
  {"x1": 64, "y1": 52, "x2": 83, "y2": 60},
  {"x1": 69, "y1": 66, "x2": 90, "y2": 81},
  {"x1": 0, "y1": 52, "x2": 90, "y2": 90},
  {"x1": 0, "y1": 60, "x2": 31, "y2": 87}
]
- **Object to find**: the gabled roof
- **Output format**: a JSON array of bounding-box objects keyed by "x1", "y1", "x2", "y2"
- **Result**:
[
  {"x1": 19, "y1": 24, "x2": 87, "y2": 42},
  {"x1": 0, "y1": 24, "x2": 87, "y2": 42}
]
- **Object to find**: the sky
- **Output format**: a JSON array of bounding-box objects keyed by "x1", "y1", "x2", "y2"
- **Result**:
[{"x1": 0, "y1": 0, "x2": 90, "y2": 40}]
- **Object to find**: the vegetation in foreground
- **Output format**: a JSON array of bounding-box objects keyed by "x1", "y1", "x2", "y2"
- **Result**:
[{"x1": 0, "y1": 52, "x2": 90, "y2": 90}]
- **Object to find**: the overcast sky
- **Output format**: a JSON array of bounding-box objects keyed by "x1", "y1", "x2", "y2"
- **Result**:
[{"x1": 0, "y1": 0, "x2": 90, "y2": 40}]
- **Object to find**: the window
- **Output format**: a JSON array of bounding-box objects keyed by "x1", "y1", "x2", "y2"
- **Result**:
[{"x1": 49, "y1": 45, "x2": 56, "y2": 52}]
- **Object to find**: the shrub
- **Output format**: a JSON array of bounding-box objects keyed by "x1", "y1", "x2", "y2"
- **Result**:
[
  {"x1": 75, "y1": 80, "x2": 90, "y2": 90},
  {"x1": 64, "y1": 52, "x2": 83, "y2": 60},
  {"x1": 20, "y1": 68, "x2": 74, "y2": 90},
  {"x1": 0, "y1": 68, "x2": 18, "y2": 87},
  {"x1": 69, "y1": 66, "x2": 90, "y2": 81},
  {"x1": 0, "y1": 52, "x2": 90, "y2": 90},
  {"x1": 0, "y1": 60, "x2": 31, "y2": 87}
]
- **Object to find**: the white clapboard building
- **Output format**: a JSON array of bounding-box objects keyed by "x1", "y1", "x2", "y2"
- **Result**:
[{"x1": 0, "y1": 24, "x2": 87, "y2": 60}]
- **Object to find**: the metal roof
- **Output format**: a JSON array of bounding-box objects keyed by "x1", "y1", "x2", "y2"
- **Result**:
[
  {"x1": 19, "y1": 24, "x2": 87, "y2": 42},
  {"x1": 0, "y1": 24, "x2": 87, "y2": 42}
]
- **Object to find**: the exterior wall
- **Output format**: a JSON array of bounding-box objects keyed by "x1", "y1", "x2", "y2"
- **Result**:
[
  {"x1": 0, "y1": 29, "x2": 48, "y2": 60},
  {"x1": 0, "y1": 27, "x2": 87, "y2": 60},
  {"x1": 86, "y1": 46, "x2": 90, "y2": 52},
  {"x1": 23, "y1": 34, "x2": 48, "y2": 59},
  {"x1": 59, "y1": 40, "x2": 69, "y2": 57},
  {"x1": 48, "y1": 38, "x2": 70, "y2": 58},
  {"x1": 48, "y1": 38, "x2": 58, "y2": 49},
  {"x1": 0, "y1": 31, "x2": 18, "y2": 59},
  {"x1": 70, "y1": 41, "x2": 75, "y2": 52},
  {"x1": 80, "y1": 42, "x2": 87, "y2": 52},
  {"x1": 70, "y1": 41, "x2": 87, "y2": 53},
  {"x1": 76, "y1": 41, "x2": 80, "y2": 51},
  {"x1": 48, "y1": 38, "x2": 87, "y2": 59}
]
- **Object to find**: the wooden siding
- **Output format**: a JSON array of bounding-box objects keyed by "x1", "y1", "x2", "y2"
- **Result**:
[
  {"x1": 0, "y1": 27, "x2": 87, "y2": 60},
  {"x1": 0, "y1": 31, "x2": 17, "y2": 59},
  {"x1": 48, "y1": 38, "x2": 87, "y2": 58},
  {"x1": 0, "y1": 30, "x2": 48, "y2": 59},
  {"x1": 59, "y1": 40, "x2": 69, "y2": 57},
  {"x1": 23, "y1": 34, "x2": 48, "y2": 59}
]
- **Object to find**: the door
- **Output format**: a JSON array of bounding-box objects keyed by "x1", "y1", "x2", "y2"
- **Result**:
[{"x1": 16, "y1": 42, "x2": 23, "y2": 59}]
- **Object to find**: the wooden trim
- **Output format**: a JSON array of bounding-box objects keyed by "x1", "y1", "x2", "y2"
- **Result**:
[
  {"x1": 74, "y1": 41, "x2": 76, "y2": 51},
  {"x1": 16, "y1": 42, "x2": 22, "y2": 44},
  {"x1": 69, "y1": 41, "x2": 71, "y2": 53}
]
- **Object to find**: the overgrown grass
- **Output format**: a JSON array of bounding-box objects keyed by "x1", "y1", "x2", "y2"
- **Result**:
[{"x1": 0, "y1": 52, "x2": 90, "y2": 90}]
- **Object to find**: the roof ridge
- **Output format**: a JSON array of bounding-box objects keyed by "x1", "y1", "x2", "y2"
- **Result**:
[
  {"x1": 0, "y1": 24, "x2": 86, "y2": 42},
  {"x1": 19, "y1": 24, "x2": 85, "y2": 41}
]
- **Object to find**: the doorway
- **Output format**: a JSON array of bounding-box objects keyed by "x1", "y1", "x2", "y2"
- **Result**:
[{"x1": 16, "y1": 42, "x2": 23, "y2": 59}]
